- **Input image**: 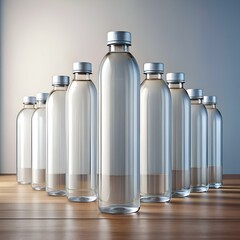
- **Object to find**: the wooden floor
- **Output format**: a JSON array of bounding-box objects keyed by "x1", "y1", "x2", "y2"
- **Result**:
[{"x1": 0, "y1": 175, "x2": 240, "y2": 239}]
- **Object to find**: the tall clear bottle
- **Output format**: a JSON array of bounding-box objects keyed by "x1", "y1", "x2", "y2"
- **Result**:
[
  {"x1": 140, "y1": 63, "x2": 172, "y2": 202},
  {"x1": 166, "y1": 73, "x2": 191, "y2": 197},
  {"x1": 46, "y1": 75, "x2": 69, "y2": 196},
  {"x1": 16, "y1": 96, "x2": 36, "y2": 184},
  {"x1": 98, "y1": 31, "x2": 140, "y2": 214},
  {"x1": 66, "y1": 62, "x2": 97, "y2": 202},
  {"x1": 32, "y1": 93, "x2": 49, "y2": 190},
  {"x1": 187, "y1": 89, "x2": 208, "y2": 192},
  {"x1": 203, "y1": 96, "x2": 223, "y2": 188}
]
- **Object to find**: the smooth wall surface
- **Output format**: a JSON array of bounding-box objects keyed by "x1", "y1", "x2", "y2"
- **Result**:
[{"x1": 1, "y1": 0, "x2": 240, "y2": 173}]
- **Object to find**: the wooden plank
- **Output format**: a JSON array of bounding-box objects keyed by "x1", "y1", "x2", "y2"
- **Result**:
[
  {"x1": 223, "y1": 174, "x2": 240, "y2": 186},
  {"x1": 0, "y1": 219, "x2": 240, "y2": 240},
  {"x1": 0, "y1": 175, "x2": 240, "y2": 239}
]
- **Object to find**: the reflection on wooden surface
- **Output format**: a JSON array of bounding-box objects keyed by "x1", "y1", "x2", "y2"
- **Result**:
[{"x1": 0, "y1": 175, "x2": 240, "y2": 239}]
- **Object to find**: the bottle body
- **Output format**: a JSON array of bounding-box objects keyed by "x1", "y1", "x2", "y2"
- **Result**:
[
  {"x1": 169, "y1": 83, "x2": 191, "y2": 197},
  {"x1": 98, "y1": 44, "x2": 140, "y2": 213},
  {"x1": 66, "y1": 73, "x2": 97, "y2": 202},
  {"x1": 16, "y1": 105, "x2": 35, "y2": 184},
  {"x1": 32, "y1": 100, "x2": 47, "y2": 190},
  {"x1": 206, "y1": 105, "x2": 223, "y2": 188},
  {"x1": 140, "y1": 74, "x2": 172, "y2": 202},
  {"x1": 46, "y1": 85, "x2": 68, "y2": 196},
  {"x1": 190, "y1": 100, "x2": 208, "y2": 192}
]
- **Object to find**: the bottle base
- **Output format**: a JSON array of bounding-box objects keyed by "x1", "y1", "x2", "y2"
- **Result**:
[
  {"x1": 47, "y1": 190, "x2": 66, "y2": 196},
  {"x1": 99, "y1": 205, "x2": 140, "y2": 214},
  {"x1": 32, "y1": 185, "x2": 46, "y2": 191},
  {"x1": 172, "y1": 189, "x2": 191, "y2": 198},
  {"x1": 140, "y1": 195, "x2": 171, "y2": 203},
  {"x1": 68, "y1": 195, "x2": 97, "y2": 202},
  {"x1": 209, "y1": 183, "x2": 222, "y2": 189},
  {"x1": 18, "y1": 181, "x2": 31, "y2": 185},
  {"x1": 191, "y1": 185, "x2": 209, "y2": 193}
]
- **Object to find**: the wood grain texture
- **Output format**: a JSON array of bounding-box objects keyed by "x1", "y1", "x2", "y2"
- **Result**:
[{"x1": 0, "y1": 175, "x2": 240, "y2": 239}]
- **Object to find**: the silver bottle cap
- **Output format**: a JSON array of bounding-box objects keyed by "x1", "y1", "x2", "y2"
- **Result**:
[
  {"x1": 73, "y1": 62, "x2": 92, "y2": 73},
  {"x1": 52, "y1": 75, "x2": 69, "y2": 86},
  {"x1": 23, "y1": 96, "x2": 36, "y2": 104},
  {"x1": 166, "y1": 72, "x2": 185, "y2": 83},
  {"x1": 187, "y1": 89, "x2": 203, "y2": 99},
  {"x1": 107, "y1": 31, "x2": 131, "y2": 46},
  {"x1": 203, "y1": 96, "x2": 217, "y2": 104},
  {"x1": 144, "y1": 62, "x2": 164, "y2": 74},
  {"x1": 36, "y1": 93, "x2": 49, "y2": 101}
]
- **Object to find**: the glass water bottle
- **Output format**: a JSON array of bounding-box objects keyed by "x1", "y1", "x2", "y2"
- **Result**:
[
  {"x1": 46, "y1": 75, "x2": 69, "y2": 196},
  {"x1": 140, "y1": 62, "x2": 172, "y2": 202},
  {"x1": 66, "y1": 62, "x2": 97, "y2": 202},
  {"x1": 203, "y1": 96, "x2": 223, "y2": 188},
  {"x1": 98, "y1": 31, "x2": 140, "y2": 214},
  {"x1": 166, "y1": 73, "x2": 191, "y2": 197},
  {"x1": 16, "y1": 96, "x2": 36, "y2": 184},
  {"x1": 32, "y1": 93, "x2": 49, "y2": 190},
  {"x1": 187, "y1": 89, "x2": 208, "y2": 192}
]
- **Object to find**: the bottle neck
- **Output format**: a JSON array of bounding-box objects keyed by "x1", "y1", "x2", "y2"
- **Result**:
[
  {"x1": 36, "y1": 100, "x2": 47, "y2": 108},
  {"x1": 145, "y1": 73, "x2": 163, "y2": 80},
  {"x1": 205, "y1": 104, "x2": 216, "y2": 109},
  {"x1": 190, "y1": 99, "x2": 202, "y2": 104},
  {"x1": 167, "y1": 82, "x2": 184, "y2": 89},
  {"x1": 73, "y1": 73, "x2": 91, "y2": 81},
  {"x1": 109, "y1": 44, "x2": 129, "y2": 52},
  {"x1": 23, "y1": 104, "x2": 35, "y2": 109},
  {"x1": 53, "y1": 85, "x2": 68, "y2": 91}
]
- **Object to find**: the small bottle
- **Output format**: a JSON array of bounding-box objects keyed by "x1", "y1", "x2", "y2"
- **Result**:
[
  {"x1": 66, "y1": 62, "x2": 97, "y2": 202},
  {"x1": 16, "y1": 96, "x2": 36, "y2": 184},
  {"x1": 32, "y1": 92, "x2": 49, "y2": 191},
  {"x1": 140, "y1": 62, "x2": 172, "y2": 202},
  {"x1": 166, "y1": 73, "x2": 191, "y2": 197},
  {"x1": 98, "y1": 31, "x2": 140, "y2": 214},
  {"x1": 46, "y1": 75, "x2": 69, "y2": 196},
  {"x1": 187, "y1": 89, "x2": 208, "y2": 192},
  {"x1": 203, "y1": 96, "x2": 223, "y2": 188}
]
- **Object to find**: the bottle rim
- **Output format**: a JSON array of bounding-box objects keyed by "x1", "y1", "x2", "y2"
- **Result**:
[
  {"x1": 52, "y1": 75, "x2": 70, "y2": 86},
  {"x1": 107, "y1": 31, "x2": 131, "y2": 46},
  {"x1": 166, "y1": 72, "x2": 185, "y2": 83},
  {"x1": 73, "y1": 62, "x2": 92, "y2": 74},
  {"x1": 143, "y1": 62, "x2": 164, "y2": 74}
]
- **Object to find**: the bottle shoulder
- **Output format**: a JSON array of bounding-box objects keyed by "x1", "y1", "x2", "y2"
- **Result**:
[
  {"x1": 17, "y1": 107, "x2": 35, "y2": 115},
  {"x1": 99, "y1": 52, "x2": 140, "y2": 84},
  {"x1": 170, "y1": 87, "x2": 190, "y2": 100},
  {"x1": 32, "y1": 107, "x2": 46, "y2": 117},
  {"x1": 191, "y1": 104, "x2": 208, "y2": 117},
  {"x1": 17, "y1": 108, "x2": 35, "y2": 120},
  {"x1": 48, "y1": 89, "x2": 66, "y2": 99},
  {"x1": 68, "y1": 80, "x2": 96, "y2": 90},
  {"x1": 207, "y1": 108, "x2": 223, "y2": 121},
  {"x1": 191, "y1": 103, "x2": 207, "y2": 110},
  {"x1": 141, "y1": 79, "x2": 168, "y2": 87},
  {"x1": 67, "y1": 80, "x2": 97, "y2": 97},
  {"x1": 141, "y1": 79, "x2": 171, "y2": 96},
  {"x1": 47, "y1": 90, "x2": 66, "y2": 109},
  {"x1": 100, "y1": 51, "x2": 139, "y2": 68}
]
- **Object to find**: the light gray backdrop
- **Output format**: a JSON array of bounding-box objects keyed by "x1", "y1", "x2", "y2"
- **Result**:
[{"x1": 1, "y1": 0, "x2": 239, "y2": 173}]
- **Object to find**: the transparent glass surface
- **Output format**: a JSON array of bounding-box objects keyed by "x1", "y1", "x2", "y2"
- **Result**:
[
  {"x1": 46, "y1": 86, "x2": 67, "y2": 196},
  {"x1": 16, "y1": 104, "x2": 35, "y2": 184},
  {"x1": 140, "y1": 74, "x2": 172, "y2": 202},
  {"x1": 66, "y1": 74, "x2": 97, "y2": 202},
  {"x1": 205, "y1": 104, "x2": 223, "y2": 188},
  {"x1": 32, "y1": 101, "x2": 46, "y2": 191},
  {"x1": 190, "y1": 99, "x2": 209, "y2": 192},
  {"x1": 98, "y1": 45, "x2": 140, "y2": 214},
  {"x1": 169, "y1": 83, "x2": 191, "y2": 197}
]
